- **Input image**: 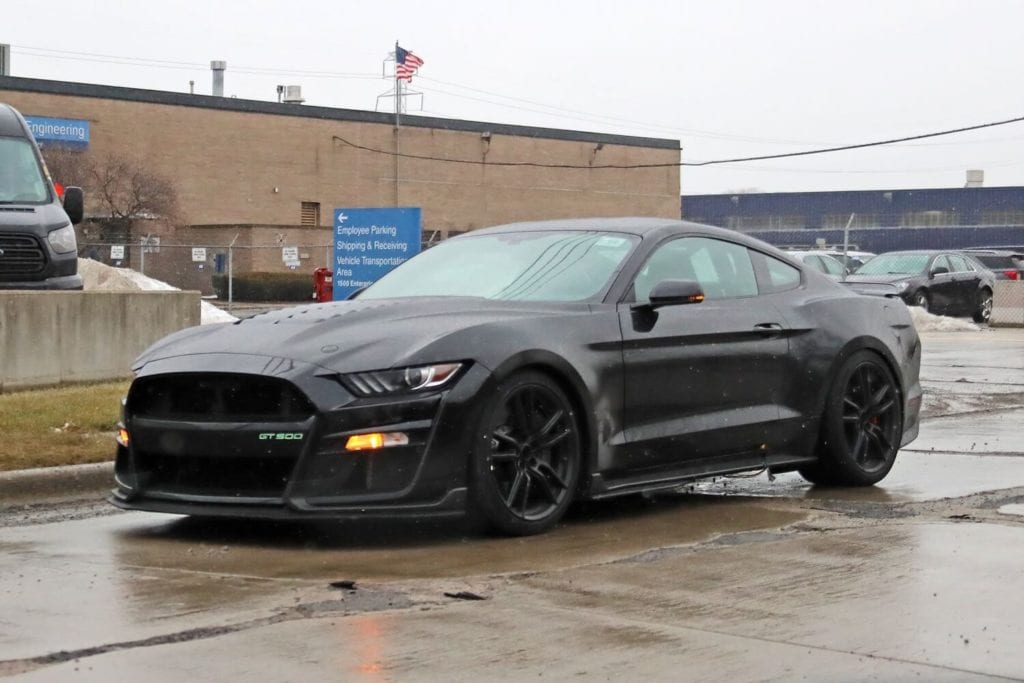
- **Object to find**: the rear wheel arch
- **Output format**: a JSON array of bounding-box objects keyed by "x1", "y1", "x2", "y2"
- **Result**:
[
  {"x1": 803, "y1": 348, "x2": 904, "y2": 485},
  {"x1": 820, "y1": 339, "x2": 905, "y2": 425}
]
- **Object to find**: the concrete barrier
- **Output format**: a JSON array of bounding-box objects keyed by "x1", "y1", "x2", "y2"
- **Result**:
[
  {"x1": 992, "y1": 281, "x2": 1024, "y2": 328},
  {"x1": 0, "y1": 291, "x2": 200, "y2": 392}
]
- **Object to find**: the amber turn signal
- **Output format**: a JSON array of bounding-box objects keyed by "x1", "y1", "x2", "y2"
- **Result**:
[
  {"x1": 116, "y1": 427, "x2": 130, "y2": 447},
  {"x1": 345, "y1": 432, "x2": 409, "y2": 451}
]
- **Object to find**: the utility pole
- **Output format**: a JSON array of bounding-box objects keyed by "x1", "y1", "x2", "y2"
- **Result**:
[
  {"x1": 841, "y1": 213, "x2": 855, "y2": 280},
  {"x1": 394, "y1": 40, "x2": 401, "y2": 207}
]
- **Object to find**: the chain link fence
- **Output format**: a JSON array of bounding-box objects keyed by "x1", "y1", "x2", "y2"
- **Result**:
[
  {"x1": 80, "y1": 229, "x2": 453, "y2": 303},
  {"x1": 80, "y1": 240, "x2": 334, "y2": 299},
  {"x1": 992, "y1": 281, "x2": 1024, "y2": 328}
]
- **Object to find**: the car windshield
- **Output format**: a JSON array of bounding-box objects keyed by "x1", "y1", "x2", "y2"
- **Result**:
[
  {"x1": 360, "y1": 230, "x2": 639, "y2": 302},
  {"x1": 0, "y1": 137, "x2": 50, "y2": 204},
  {"x1": 856, "y1": 252, "x2": 929, "y2": 275}
]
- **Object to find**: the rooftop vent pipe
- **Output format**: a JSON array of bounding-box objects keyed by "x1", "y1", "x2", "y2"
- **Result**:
[{"x1": 210, "y1": 60, "x2": 227, "y2": 97}]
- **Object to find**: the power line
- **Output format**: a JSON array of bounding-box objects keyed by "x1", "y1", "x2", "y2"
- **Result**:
[
  {"x1": 684, "y1": 115, "x2": 1024, "y2": 167},
  {"x1": 417, "y1": 76, "x2": 820, "y2": 145},
  {"x1": 331, "y1": 113, "x2": 1024, "y2": 169},
  {"x1": 12, "y1": 45, "x2": 380, "y2": 79},
  {"x1": 9, "y1": 44, "x2": 826, "y2": 145},
  {"x1": 12, "y1": 43, "x2": 1024, "y2": 159}
]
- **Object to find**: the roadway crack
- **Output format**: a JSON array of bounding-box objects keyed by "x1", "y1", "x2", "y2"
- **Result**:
[{"x1": 0, "y1": 590, "x2": 414, "y2": 678}]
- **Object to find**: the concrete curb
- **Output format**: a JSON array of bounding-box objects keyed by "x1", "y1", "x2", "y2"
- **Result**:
[{"x1": 0, "y1": 461, "x2": 113, "y2": 506}]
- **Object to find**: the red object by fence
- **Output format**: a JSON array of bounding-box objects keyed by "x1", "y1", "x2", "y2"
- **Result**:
[{"x1": 313, "y1": 267, "x2": 333, "y2": 302}]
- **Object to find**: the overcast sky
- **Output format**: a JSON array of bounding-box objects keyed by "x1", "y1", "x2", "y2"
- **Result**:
[{"x1": 5, "y1": 0, "x2": 1023, "y2": 195}]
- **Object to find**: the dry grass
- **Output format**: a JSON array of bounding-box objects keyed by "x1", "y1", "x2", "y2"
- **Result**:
[{"x1": 0, "y1": 381, "x2": 129, "y2": 471}]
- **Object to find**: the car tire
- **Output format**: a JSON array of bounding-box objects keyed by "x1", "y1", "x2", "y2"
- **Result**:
[
  {"x1": 911, "y1": 290, "x2": 930, "y2": 312},
  {"x1": 468, "y1": 370, "x2": 582, "y2": 536},
  {"x1": 972, "y1": 288, "x2": 993, "y2": 324},
  {"x1": 801, "y1": 350, "x2": 903, "y2": 487}
]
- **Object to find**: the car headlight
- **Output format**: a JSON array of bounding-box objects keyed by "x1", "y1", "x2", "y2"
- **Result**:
[
  {"x1": 342, "y1": 362, "x2": 463, "y2": 397},
  {"x1": 894, "y1": 281, "x2": 910, "y2": 292},
  {"x1": 46, "y1": 224, "x2": 78, "y2": 254}
]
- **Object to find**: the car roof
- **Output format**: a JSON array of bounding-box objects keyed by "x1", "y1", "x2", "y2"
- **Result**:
[
  {"x1": 875, "y1": 249, "x2": 964, "y2": 256},
  {"x1": 962, "y1": 249, "x2": 1023, "y2": 257},
  {"x1": 469, "y1": 217, "x2": 775, "y2": 247},
  {"x1": 471, "y1": 217, "x2": 692, "y2": 236},
  {"x1": 0, "y1": 103, "x2": 29, "y2": 138}
]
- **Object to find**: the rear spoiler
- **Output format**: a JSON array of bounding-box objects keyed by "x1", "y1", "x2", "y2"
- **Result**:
[{"x1": 840, "y1": 281, "x2": 901, "y2": 298}]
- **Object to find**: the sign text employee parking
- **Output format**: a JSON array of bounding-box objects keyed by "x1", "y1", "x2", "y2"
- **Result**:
[{"x1": 332, "y1": 208, "x2": 421, "y2": 301}]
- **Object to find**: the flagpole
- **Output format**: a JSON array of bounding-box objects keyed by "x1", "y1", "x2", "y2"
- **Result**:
[{"x1": 394, "y1": 40, "x2": 401, "y2": 207}]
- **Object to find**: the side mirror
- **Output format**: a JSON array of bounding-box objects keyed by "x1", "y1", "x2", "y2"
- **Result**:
[
  {"x1": 63, "y1": 186, "x2": 84, "y2": 225},
  {"x1": 930, "y1": 266, "x2": 949, "y2": 278},
  {"x1": 644, "y1": 279, "x2": 705, "y2": 309}
]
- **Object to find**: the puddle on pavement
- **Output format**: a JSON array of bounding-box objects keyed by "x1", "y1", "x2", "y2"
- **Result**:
[
  {"x1": 692, "y1": 451, "x2": 1024, "y2": 502},
  {"x1": 909, "y1": 407, "x2": 1024, "y2": 455},
  {"x1": 105, "y1": 495, "x2": 804, "y2": 582},
  {"x1": 0, "y1": 495, "x2": 804, "y2": 660}
]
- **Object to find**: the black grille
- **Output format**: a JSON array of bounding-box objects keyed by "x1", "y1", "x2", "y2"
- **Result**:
[
  {"x1": 136, "y1": 451, "x2": 295, "y2": 498},
  {"x1": 130, "y1": 373, "x2": 315, "y2": 422},
  {"x1": 0, "y1": 233, "x2": 47, "y2": 279}
]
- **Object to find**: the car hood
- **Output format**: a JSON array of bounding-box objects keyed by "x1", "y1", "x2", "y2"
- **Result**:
[
  {"x1": 844, "y1": 273, "x2": 917, "y2": 285},
  {"x1": 134, "y1": 297, "x2": 590, "y2": 375}
]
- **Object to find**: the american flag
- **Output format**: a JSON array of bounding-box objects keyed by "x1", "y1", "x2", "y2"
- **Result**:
[{"x1": 395, "y1": 46, "x2": 424, "y2": 81}]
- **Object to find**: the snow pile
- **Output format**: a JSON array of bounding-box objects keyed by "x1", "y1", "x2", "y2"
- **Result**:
[
  {"x1": 908, "y1": 305, "x2": 980, "y2": 333},
  {"x1": 78, "y1": 258, "x2": 237, "y2": 325}
]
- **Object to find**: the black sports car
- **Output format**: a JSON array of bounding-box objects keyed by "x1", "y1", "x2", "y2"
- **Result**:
[{"x1": 111, "y1": 219, "x2": 922, "y2": 535}]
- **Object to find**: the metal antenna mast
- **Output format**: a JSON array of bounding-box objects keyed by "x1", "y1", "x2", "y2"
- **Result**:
[
  {"x1": 394, "y1": 40, "x2": 401, "y2": 207},
  {"x1": 375, "y1": 43, "x2": 423, "y2": 206}
]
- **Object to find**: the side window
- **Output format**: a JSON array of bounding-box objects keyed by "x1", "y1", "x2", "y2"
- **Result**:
[
  {"x1": 931, "y1": 255, "x2": 952, "y2": 274},
  {"x1": 819, "y1": 255, "x2": 846, "y2": 276},
  {"x1": 760, "y1": 253, "x2": 802, "y2": 293},
  {"x1": 948, "y1": 255, "x2": 972, "y2": 272},
  {"x1": 801, "y1": 255, "x2": 825, "y2": 273},
  {"x1": 632, "y1": 237, "x2": 758, "y2": 302}
]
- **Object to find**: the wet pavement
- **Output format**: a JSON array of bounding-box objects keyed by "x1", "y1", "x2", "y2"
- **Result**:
[{"x1": 1, "y1": 328, "x2": 1023, "y2": 681}]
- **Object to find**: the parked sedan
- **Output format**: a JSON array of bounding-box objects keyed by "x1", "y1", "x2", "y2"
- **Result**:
[
  {"x1": 824, "y1": 249, "x2": 876, "y2": 272},
  {"x1": 110, "y1": 219, "x2": 922, "y2": 535},
  {"x1": 845, "y1": 250, "x2": 995, "y2": 322},
  {"x1": 962, "y1": 249, "x2": 1024, "y2": 281},
  {"x1": 785, "y1": 250, "x2": 849, "y2": 280}
]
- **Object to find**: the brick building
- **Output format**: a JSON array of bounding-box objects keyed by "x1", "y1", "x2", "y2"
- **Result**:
[{"x1": 0, "y1": 76, "x2": 679, "y2": 289}]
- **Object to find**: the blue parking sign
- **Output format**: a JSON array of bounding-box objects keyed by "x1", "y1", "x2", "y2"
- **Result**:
[{"x1": 333, "y1": 208, "x2": 421, "y2": 301}]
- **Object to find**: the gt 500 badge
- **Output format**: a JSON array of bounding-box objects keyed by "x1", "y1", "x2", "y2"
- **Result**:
[{"x1": 258, "y1": 432, "x2": 305, "y2": 441}]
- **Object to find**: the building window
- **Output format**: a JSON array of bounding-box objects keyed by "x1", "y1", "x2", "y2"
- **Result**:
[
  {"x1": 725, "y1": 214, "x2": 805, "y2": 231},
  {"x1": 300, "y1": 201, "x2": 321, "y2": 226},
  {"x1": 901, "y1": 211, "x2": 959, "y2": 227},
  {"x1": 822, "y1": 214, "x2": 880, "y2": 229},
  {"x1": 980, "y1": 210, "x2": 1024, "y2": 226}
]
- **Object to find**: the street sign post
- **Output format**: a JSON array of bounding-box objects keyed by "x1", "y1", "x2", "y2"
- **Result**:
[{"x1": 332, "y1": 207, "x2": 421, "y2": 301}]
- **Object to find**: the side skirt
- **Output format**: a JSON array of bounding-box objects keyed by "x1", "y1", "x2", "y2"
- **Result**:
[{"x1": 586, "y1": 453, "x2": 818, "y2": 500}]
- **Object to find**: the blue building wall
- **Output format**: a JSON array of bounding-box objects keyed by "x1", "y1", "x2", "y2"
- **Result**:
[{"x1": 681, "y1": 186, "x2": 1024, "y2": 251}]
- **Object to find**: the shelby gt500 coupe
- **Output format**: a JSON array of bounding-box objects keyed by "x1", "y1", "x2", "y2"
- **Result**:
[{"x1": 111, "y1": 219, "x2": 922, "y2": 535}]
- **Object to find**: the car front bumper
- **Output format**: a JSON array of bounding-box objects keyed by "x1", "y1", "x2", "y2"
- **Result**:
[
  {"x1": 0, "y1": 273, "x2": 83, "y2": 290},
  {"x1": 110, "y1": 358, "x2": 494, "y2": 520}
]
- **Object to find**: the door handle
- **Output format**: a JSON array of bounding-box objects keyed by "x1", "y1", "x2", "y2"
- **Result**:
[{"x1": 754, "y1": 322, "x2": 784, "y2": 337}]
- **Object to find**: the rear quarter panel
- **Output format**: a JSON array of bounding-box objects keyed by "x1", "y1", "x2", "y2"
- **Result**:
[{"x1": 774, "y1": 287, "x2": 922, "y2": 447}]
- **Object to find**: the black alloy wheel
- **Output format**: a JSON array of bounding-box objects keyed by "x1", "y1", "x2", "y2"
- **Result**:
[
  {"x1": 912, "y1": 290, "x2": 930, "y2": 312},
  {"x1": 973, "y1": 288, "x2": 993, "y2": 324},
  {"x1": 469, "y1": 371, "x2": 581, "y2": 535},
  {"x1": 800, "y1": 350, "x2": 903, "y2": 486}
]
